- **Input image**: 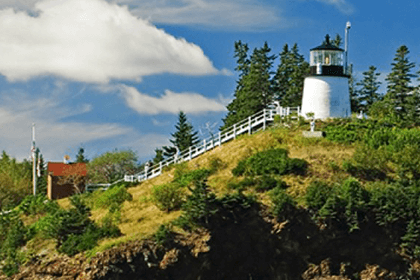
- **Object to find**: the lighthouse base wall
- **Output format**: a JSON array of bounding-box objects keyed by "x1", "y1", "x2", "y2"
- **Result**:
[{"x1": 301, "y1": 76, "x2": 351, "y2": 119}]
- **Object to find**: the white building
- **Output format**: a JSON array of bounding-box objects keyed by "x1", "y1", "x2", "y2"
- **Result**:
[{"x1": 301, "y1": 34, "x2": 351, "y2": 119}]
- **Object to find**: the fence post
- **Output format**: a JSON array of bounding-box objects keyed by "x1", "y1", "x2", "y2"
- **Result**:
[
  {"x1": 189, "y1": 147, "x2": 192, "y2": 160},
  {"x1": 218, "y1": 131, "x2": 222, "y2": 146},
  {"x1": 204, "y1": 139, "x2": 207, "y2": 151},
  {"x1": 248, "y1": 116, "x2": 251, "y2": 134},
  {"x1": 145, "y1": 163, "x2": 149, "y2": 180},
  {"x1": 263, "y1": 109, "x2": 266, "y2": 130},
  {"x1": 159, "y1": 162, "x2": 162, "y2": 174},
  {"x1": 297, "y1": 106, "x2": 300, "y2": 116}
]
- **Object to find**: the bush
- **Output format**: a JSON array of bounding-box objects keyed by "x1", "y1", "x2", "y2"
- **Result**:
[
  {"x1": 254, "y1": 176, "x2": 287, "y2": 192},
  {"x1": 174, "y1": 168, "x2": 211, "y2": 188},
  {"x1": 269, "y1": 186, "x2": 296, "y2": 217},
  {"x1": 305, "y1": 181, "x2": 332, "y2": 211},
  {"x1": 232, "y1": 149, "x2": 307, "y2": 177},
  {"x1": 151, "y1": 184, "x2": 185, "y2": 212},
  {"x1": 154, "y1": 224, "x2": 173, "y2": 246},
  {"x1": 180, "y1": 180, "x2": 218, "y2": 226},
  {"x1": 94, "y1": 184, "x2": 133, "y2": 209},
  {"x1": 17, "y1": 194, "x2": 59, "y2": 216}
]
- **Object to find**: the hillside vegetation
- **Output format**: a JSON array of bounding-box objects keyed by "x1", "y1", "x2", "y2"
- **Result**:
[{"x1": 3, "y1": 117, "x2": 420, "y2": 279}]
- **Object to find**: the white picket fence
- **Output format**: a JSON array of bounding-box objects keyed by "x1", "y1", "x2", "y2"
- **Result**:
[{"x1": 85, "y1": 106, "x2": 300, "y2": 192}]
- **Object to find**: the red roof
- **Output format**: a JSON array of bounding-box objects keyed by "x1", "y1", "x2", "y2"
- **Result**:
[{"x1": 47, "y1": 162, "x2": 87, "y2": 177}]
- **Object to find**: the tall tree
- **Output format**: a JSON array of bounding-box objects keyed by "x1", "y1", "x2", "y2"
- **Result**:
[
  {"x1": 356, "y1": 66, "x2": 382, "y2": 113},
  {"x1": 164, "y1": 111, "x2": 200, "y2": 156},
  {"x1": 272, "y1": 43, "x2": 309, "y2": 107},
  {"x1": 222, "y1": 42, "x2": 275, "y2": 129},
  {"x1": 332, "y1": 34, "x2": 343, "y2": 48},
  {"x1": 87, "y1": 150, "x2": 139, "y2": 183},
  {"x1": 385, "y1": 45, "x2": 417, "y2": 119},
  {"x1": 153, "y1": 148, "x2": 164, "y2": 164},
  {"x1": 76, "y1": 147, "x2": 89, "y2": 163}
]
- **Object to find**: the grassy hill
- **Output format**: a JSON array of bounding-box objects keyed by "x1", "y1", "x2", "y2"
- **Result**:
[{"x1": 4, "y1": 118, "x2": 420, "y2": 279}]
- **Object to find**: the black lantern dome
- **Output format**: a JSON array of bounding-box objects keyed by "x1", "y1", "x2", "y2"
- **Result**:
[{"x1": 309, "y1": 35, "x2": 347, "y2": 77}]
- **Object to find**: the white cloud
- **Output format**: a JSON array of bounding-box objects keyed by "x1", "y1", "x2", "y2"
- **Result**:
[
  {"x1": 120, "y1": 85, "x2": 227, "y2": 115},
  {"x1": 109, "y1": 0, "x2": 283, "y2": 31},
  {"x1": 314, "y1": 0, "x2": 354, "y2": 14},
  {"x1": 0, "y1": 0, "x2": 218, "y2": 83},
  {"x1": 0, "y1": 91, "x2": 133, "y2": 161}
]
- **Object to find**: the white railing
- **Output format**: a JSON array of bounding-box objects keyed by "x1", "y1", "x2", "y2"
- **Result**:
[{"x1": 86, "y1": 105, "x2": 300, "y2": 191}]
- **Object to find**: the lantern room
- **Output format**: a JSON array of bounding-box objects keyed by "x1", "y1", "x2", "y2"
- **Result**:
[{"x1": 309, "y1": 34, "x2": 346, "y2": 77}]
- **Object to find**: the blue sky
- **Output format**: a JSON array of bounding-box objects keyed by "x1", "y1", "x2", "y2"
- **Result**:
[{"x1": 1, "y1": 0, "x2": 419, "y2": 163}]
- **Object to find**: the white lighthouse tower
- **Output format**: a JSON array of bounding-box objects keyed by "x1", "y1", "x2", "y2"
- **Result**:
[{"x1": 301, "y1": 23, "x2": 352, "y2": 119}]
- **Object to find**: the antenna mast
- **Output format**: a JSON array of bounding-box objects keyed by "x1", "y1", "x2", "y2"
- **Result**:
[
  {"x1": 32, "y1": 123, "x2": 37, "y2": 196},
  {"x1": 344, "y1": 21, "x2": 351, "y2": 75}
]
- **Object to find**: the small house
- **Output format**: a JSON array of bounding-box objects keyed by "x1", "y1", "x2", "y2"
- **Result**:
[{"x1": 47, "y1": 162, "x2": 87, "y2": 200}]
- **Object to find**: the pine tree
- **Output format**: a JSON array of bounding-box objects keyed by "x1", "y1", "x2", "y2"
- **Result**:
[
  {"x1": 385, "y1": 45, "x2": 417, "y2": 119},
  {"x1": 153, "y1": 148, "x2": 164, "y2": 164},
  {"x1": 356, "y1": 66, "x2": 382, "y2": 114},
  {"x1": 222, "y1": 42, "x2": 275, "y2": 129},
  {"x1": 332, "y1": 34, "x2": 343, "y2": 47},
  {"x1": 272, "y1": 43, "x2": 309, "y2": 107},
  {"x1": 76, "y1": 147, "x2": 89, "y2": 163},
  {"x1": 164, "y1": 111, "x2": 200, "y2": 156},
  {"x1": 348, "y1": 65, "x2": 361, "y2": 113}
]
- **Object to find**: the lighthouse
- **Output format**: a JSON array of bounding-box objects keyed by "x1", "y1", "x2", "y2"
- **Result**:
[{"x1": 301, "y1": 23, "x2": 351, "y2": 119}]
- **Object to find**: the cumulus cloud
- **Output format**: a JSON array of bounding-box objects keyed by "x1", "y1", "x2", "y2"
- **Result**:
[
  {"x1": 0, "y1": 91, "x2": 133, "y2": 161},
  {"x1": 314, "y1": 0, "x2": 354, "y2": 14},
  {"x1": 120, "y1": 85, "x2": 227, "y2": 115},
  {"x1": 111, "y1": 0, "x2": 283, "y2": 31},
  {"x1": 0, "y1": 0, "x2": 218, "y2": 83}
]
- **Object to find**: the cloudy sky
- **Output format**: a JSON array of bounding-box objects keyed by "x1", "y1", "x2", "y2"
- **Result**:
[{"x1": 1, "y1": 0, "x2": 419, "y2": 162}]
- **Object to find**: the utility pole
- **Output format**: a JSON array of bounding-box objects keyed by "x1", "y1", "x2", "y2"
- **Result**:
[{"x1": 32, "y1": 123, "x2": 37, "y2": 196}]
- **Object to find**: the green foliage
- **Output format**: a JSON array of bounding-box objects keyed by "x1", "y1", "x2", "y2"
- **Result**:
[
  {"x1": 154, "y1": 224, "x2": 173, "y2": 246},
  {"x1": 0, "y1": 151, "x2": 31, "y2": 210},
  {"x1": 222, "y1": 42, "x2": 275, "y2": 129},
  {"x1": 164, "y1": 111, "x2": 200, "y2": 156},
  {"x1": 232, "y1": 149, "x2": 307, "y2": 176},
  {"x1": 94, "y1": 184, "x2": 133, "y2": 209},
  {"x1": 0, "y1": 212, "x2": 28, "y2": 276},
  {"x1": 76, "y1": 147, "x2": 89, "y2": 163},
  {"x1": 355, "y1": 65, "x2": 382, "y2": 114},
  {"x1": 272, "y1": 43, "x2": 309, "y2": 107},
  {"x1": 385, "y1": 45, "x2": 418, "y2": 122},
  {"x1": 269, "y1": 186, "x2": 296, "y2": 217},
  {"x1": 179, "y1": 180, "x2": 218, "y2": 226},
  {"x1": 174, "y1": 168, "x2": 211, "y2": 188},
  {"x1": 31, "y1": 195, "x2": 120, "y2": 256},
  {"x1": 17, "y1": 194, "x2": 59, "y2": 216},
  {"x1": 87, "y1": 149, "x2": 139, "y2": 183},
  {"x1": 305, "y1": 181, "x2": 332, "y2": 211},
  {"x1": 151, "y1": 183, "x2": 185, "y2": 212}
]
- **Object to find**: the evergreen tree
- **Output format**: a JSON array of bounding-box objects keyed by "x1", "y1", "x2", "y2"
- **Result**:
[
  {"x1": 356, "y1": 66, "x2": 382, "y2": 114},
  {"x1": 272, "y1": 43, "x2": 309, "y2": 107},
  {"x1": 164, "y1": 111, "x2": 200, "y2": 156},
  {"x1": 332, "y1": 34, "x2": 343, "y2": 48},
  {"x1": 348, "y1": 65, "x2": 361, "y2": 113},
  {"x1": 153, "y1": 148, "x2": 164, "y2": 164},
  {"x1": 75, "y1": 147, "x2": 89, "y2": 163},
  {"x1": 222, "y1": 42, "x2": 275, "y2": 129},
  {"x1": 385, "y1": 45, "x2": 417, "y2": 119}
]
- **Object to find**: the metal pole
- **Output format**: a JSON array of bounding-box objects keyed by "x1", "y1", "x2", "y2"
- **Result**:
[
  {"x1": 344, "y1": 21, "x2": 351, "y2": 75},
  {"x1": 32, "y1": 124, "x2": 37, "y2": 196}
]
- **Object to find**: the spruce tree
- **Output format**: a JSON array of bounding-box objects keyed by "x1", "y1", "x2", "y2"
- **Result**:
[
  {"x1": 348, "y1": 65, "x2": 361, "y2": 113},
  {"x1": 385, "y1": 45, "x2": 417, "y2": 119},
  {"x1": 164, "y1": 111, "x2": 200, "y2": 156},
  {"x1": 153, "y1": 148, "x2": 164, "y2": 164},
  {"x1": 272, "y1": 43, "x2": 309, "y2": 107},
  {"x1": 222, "y1": 42, "x2": 275, "y2": 129},
  {"x1": 356, "y1": 66, "x2": 382, "y2": 114},
  {"x1": 76, "y1": 147, "x2": 89, "y2": 163}
]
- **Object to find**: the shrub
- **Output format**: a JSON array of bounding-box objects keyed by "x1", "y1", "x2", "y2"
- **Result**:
[
  {"x1": 94, "y1": 184, "x2": 133, "y2": 209},
  {"x1": 269, "y1": 186, "x2": 296, "y2": 217},
  {"x1": 305, "y1": 181, "x2": 332, "y2": 211},
  {"x1": 17, "y1": 194, "x2": 59, "y2": 216},
  {"x1": 232, "y1": 149, "x2": 307, "y2": 177},
  {"x1": 180, "y1": 180, "x2": 218, "y2": 226},
  {"x1": 151, "y1": 184, "x2": 185, "y2": 212},
  {"x1": 174, "y1": 168, "x2": 211, "y2": 188},
  {"x1": 254, "y1": 176, "x2": 286, "y2": 192},
  {"x1": 154, "y1": 224, "x2": 173, "y2": 246}
]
